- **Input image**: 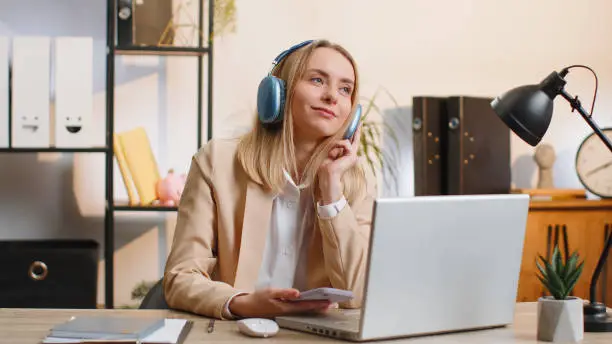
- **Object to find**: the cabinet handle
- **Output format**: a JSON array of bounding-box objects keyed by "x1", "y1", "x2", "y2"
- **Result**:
[{"x1": 29, "y1": 261, "x2": 48, "y2": 281}]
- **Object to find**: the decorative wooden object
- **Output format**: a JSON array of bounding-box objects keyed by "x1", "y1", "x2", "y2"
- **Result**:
[
  {"x1": 534, "y1": 143, "x2": 556, "y2": 188},
  {"x1": 516, "y1": 198, "x2": 612, "y2": 306}
]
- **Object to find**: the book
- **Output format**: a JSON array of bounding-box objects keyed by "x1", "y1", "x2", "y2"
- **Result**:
[
  {"x1": 113, "y1": 135, "x2": 138, "y2": 206},
  {"x1": 114, "y1": 127, "x2": 162, "y2": 205},
  {"x1": 43, "y1": 317, "x2": 193, "y2": 344}
]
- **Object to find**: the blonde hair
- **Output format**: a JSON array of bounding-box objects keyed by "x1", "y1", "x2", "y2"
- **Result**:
[{"x1": 236, "y1": 39, "x2": 366, "y2": 203}]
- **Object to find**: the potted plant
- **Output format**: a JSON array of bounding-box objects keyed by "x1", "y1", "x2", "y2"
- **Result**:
[
  {"x1": 357, "y1": 86, "x2": 400, "y2": 189},
  {"x1": 536, "y1": 245, "x2": 585, "y2": 342}
]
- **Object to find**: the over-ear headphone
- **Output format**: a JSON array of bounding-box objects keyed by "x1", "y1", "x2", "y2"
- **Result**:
[{"x1": 257, "y1": 40, "x2": 314, "y2": 124}]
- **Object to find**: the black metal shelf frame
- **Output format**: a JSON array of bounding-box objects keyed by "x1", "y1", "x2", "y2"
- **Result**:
[
  {"x1": 116, "y1": 46, "x2": 211, "y2": 56},
  {"x1": 103, "y1": 0, "x2": 214, "y2": 308},
  {"x1": 0, "y1": 147, "x2": 109, "y2": 153}
]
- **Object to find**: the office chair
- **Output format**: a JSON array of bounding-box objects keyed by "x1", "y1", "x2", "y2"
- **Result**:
[{"x1": 139, "y1": 278, "x2": 169, "y2": 309}]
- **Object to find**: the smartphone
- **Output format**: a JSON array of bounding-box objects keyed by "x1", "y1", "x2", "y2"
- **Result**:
[
  {"x1": 343, "y1": 104, "x2": 363, "y2": 141},
  {"x1": 291, "y1": 287, "x2": 354, "y2": 303}
]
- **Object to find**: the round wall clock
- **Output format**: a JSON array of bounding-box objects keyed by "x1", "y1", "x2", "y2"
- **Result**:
[{"x1": 575, "y1": 127, "x2": 612, "y2": 198}]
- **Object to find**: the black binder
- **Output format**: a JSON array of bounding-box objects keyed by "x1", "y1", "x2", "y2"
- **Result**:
[{"x1": 413, "y1": 96, "x2": 511, "y2": 196}]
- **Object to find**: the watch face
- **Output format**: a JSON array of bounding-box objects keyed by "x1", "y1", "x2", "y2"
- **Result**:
[{"x1": 575, "y1": 129, "x2": 612, "y2": 198}]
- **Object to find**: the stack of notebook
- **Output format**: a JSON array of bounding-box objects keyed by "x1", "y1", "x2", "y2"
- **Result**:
[{"x1": 42, "y1": 315, "x2": 192, "y2": 344}]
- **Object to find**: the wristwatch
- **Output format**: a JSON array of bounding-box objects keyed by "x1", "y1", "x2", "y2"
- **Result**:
[{"x1": 317, "y1": 196, "x2": 347, "y2": 219}]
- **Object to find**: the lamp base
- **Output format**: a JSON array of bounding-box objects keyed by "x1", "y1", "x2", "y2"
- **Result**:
[{"x1": 584, "y1": 302, "x2": 612, "y2": 332}]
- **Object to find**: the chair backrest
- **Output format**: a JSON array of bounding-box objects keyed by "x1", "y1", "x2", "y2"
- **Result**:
[{"x1": 139, "y1": 278, "x2": 169, "y2": 310}]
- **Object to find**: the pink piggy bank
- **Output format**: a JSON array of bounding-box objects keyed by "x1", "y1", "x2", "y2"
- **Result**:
[{"x1": 156, "y1": 169, "x2": 187, "y2": 206}]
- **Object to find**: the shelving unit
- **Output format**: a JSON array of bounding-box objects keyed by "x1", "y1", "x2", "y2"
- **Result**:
[
  {"x1": 0, "y1": 0, "x2": 213, "y2": 310},
  {"x1": 103, "y1": 0, "x2": 214, "y2": 308}
]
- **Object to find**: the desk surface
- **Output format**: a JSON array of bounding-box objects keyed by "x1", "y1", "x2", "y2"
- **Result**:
[{"x1": 0, "y1": 303, "x2": 610, "y2": 343}]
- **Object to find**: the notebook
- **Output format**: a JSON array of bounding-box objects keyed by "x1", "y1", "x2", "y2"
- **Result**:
[
  {"x1": 43, "y1": 317, "x2": 193, "y2": 344},
  {"x1": 115, "y1": 127, "x2": 162, "y2": 206}
]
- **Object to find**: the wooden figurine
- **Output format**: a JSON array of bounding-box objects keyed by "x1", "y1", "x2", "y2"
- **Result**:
[{"x1": 534, "y1": 143, "x2": 556, "y2": 189}]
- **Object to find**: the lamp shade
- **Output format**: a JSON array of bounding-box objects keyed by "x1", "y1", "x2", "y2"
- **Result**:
[{"x1": 490, "y1": 84, "x2": 554, "y2": 146}]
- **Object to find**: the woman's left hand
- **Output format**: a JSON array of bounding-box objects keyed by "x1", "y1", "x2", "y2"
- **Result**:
[{"x1": 317, "y1": 127, "x2": 361, "y2": 205}]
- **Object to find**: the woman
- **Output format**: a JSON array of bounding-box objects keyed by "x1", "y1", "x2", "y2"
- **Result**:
[{"x1": 163, "y1": 39, "x2": 377, "y2": 320}]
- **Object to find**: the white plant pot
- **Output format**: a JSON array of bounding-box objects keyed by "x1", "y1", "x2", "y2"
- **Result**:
[{"x1": 537, "y1": 296, "x2": 584, "y2": 342}]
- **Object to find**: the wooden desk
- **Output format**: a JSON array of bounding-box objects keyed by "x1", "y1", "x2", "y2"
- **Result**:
[
  {"x1": 1, "y1": 303, "x2": 610, "y2": 343},
  {"x1": 517, "y1": 199, "x2": 612, "y2": 303}
]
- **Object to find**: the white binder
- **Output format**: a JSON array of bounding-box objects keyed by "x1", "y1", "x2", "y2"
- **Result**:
[
  {"x1": 11, "y1": 36, "x2": 51, "y2": 148},
  {"x1": 54, "y1": 36, "x2": 93, "y2": 148}
]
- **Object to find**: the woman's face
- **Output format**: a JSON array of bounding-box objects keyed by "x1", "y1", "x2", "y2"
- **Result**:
[{"x1": 291, "y1": 47, "x2": 355, "y2": 142}]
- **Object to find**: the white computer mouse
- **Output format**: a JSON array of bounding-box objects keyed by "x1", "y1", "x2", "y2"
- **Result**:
[{"x1": 236, "y1": 318, "x2": 279, "y2": 338}]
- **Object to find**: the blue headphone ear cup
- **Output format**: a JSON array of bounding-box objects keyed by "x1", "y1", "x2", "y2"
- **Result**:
[
  {"x1": 257, "y1": 76, "x2": 286, "y2": 124},
  {"x1": 257, "y1": 40, "x2": 313, "y2": 124}
]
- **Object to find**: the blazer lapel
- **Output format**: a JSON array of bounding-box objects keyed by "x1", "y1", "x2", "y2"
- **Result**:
[{"x1": 233, "y1": 180, "x2": 275, "y2": 290}]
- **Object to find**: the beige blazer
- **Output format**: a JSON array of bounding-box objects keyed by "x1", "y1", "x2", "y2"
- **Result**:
[{"x1": 163, "y1": 138, "x2": 377, "y2": 319}]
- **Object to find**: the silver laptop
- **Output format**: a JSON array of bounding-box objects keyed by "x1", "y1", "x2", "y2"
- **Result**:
[{"x1": 276, "y1": 194, "x2": 530, "y2": 341}]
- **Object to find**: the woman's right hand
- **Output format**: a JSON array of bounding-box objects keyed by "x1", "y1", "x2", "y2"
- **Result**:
[{"x1": 229, "y1": 288, "x2": 332, "y2": 318}]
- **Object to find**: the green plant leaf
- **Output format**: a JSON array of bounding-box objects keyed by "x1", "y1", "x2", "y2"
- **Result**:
[
  {"x1": 537, "y1": 254, "x2": 551, "y2": 273},
  {"x1": 360, "y1": 128, "x2": 371, "y2": 155},
  {"x1": 370, "y1": 145, "x2": 384, "y2": 170},
  {"x1": 373, "y1": 123, "x2": 382, "y2": 140},
  {"x1": 563, "y1": 252, "x2": 579, "y2": 281},
  {"x1": 365, "y1": 158, "x2": 377, "y2": 177},
  {"x1": 563, "y1": 261, "x2": 584, "y2": 298},
  {"x1": 356, "y1": 86, "x2": 402, "y2": 188},
  {"x1": 536, "y1": 274, "x2": 558, "y2": 298},
  {"x1": 361, "y1": 91, "x2": 380, "y2": 122},
  {"x1": 543, "y1": 256, "x2": 566, "y2": 299},
  {"x1": 536, "y1": 260, "x2": 548, "y2": 280},
  {"x1": 363, "y1": 125, "x2": 378, "y2": 151},
  {"x1": 361, "y1": 142, "x2": 373, "y2": 171},
  {"x1": 213, "y1": 0, "x2": 238, "y2": 37},
  {"x1": 535, "y1": 244, "x2": 585, "y2": 300},
  {"x1": 552, "y1": 246, "x2": 561, "y2": 274}
]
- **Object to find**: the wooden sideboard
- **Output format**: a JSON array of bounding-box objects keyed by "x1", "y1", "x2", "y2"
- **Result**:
[{"x1": 516, "y1": 199, "x2": 612, "y2": 305}]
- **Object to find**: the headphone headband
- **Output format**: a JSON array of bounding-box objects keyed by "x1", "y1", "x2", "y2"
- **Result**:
[
  {"x1": 269, "y1": 40, "x2": 314, "y2": 75},
  {"x1": 258, "y1": 39, "x2": 315, "y2": 124}
]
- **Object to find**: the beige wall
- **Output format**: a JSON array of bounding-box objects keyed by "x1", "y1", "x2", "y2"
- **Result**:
[{"x1": 2, "y1": 0, "x2": 610, "y2": 307}]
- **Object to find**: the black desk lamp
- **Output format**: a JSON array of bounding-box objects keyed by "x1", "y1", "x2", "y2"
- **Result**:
[{"x1": 490, "y1": 65, "x2": 612, "y2": 332}]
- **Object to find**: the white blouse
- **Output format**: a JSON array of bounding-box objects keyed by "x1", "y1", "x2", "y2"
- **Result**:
[{"x1": 223, "y1": 170, "x2": 346, "y2": 318}]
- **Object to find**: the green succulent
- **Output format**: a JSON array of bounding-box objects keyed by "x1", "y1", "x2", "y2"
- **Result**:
[{"x1": 536, "y1": 245, "x2": 584, "y2": 300}]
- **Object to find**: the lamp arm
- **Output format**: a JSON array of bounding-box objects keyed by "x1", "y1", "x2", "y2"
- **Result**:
[
  {"x1": 559, "y1": 89, "x2": 612, "y2": 153},
  {"x1": 559, "y1": 88, "x2": 612, "y2": 305},
  {"x1": 588, "y1": 230, "x2": 612, "y2": 304}
]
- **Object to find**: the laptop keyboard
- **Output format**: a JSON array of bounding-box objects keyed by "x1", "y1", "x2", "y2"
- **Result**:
[{"x1": 301, "y1": 309, "x2": 361, "y2": 332}]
